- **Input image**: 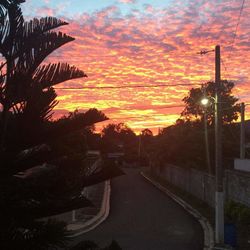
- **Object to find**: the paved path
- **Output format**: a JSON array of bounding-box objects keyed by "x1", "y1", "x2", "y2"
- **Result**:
[{"x1": 71, "y1": 168, "x2": 204, "y2": 250}]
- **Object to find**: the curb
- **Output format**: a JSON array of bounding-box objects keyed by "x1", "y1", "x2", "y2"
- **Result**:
[
  {"x1": 141, "y1": 172, "x2": 214, "y2": 250},
  {"x1": 67, "y1": 180, "x2": 111, "y2": 237}
]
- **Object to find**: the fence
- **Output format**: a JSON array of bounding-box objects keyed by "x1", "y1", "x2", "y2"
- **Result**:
[{"x1": 152, "y1": 163, "x2": 250, "y2": 208}]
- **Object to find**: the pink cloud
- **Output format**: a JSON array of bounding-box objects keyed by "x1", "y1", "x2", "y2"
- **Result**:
[
  {"x1": 32, "y1": 0, "x2": 250, "y2": 132},
  {"x1": 119, "y1": 0, "x2": 136, "y2": 4},
  {"x1": 35, "y1": 6, "x2": 56, "y2": 16}
]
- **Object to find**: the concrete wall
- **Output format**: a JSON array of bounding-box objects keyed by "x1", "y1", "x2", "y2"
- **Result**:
[
  {"x1": 154, "y1": 164, "x2": 250, "y2": 208},
  {"x1": 226, "y1": 170, "x2": 250, "y2": 207}
]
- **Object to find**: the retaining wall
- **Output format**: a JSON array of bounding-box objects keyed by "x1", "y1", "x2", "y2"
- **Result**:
[{"x1": 153, "y1": 163, "x2": 250, "y2": 208}]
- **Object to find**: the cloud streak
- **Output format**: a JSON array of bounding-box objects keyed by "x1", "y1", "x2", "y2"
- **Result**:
[
  {"x1": 23, "y1": 0, "x2": 250, "y2": 133},
  {"x1": 119, "y1": 0, "x2": 136, "y2": 4}
]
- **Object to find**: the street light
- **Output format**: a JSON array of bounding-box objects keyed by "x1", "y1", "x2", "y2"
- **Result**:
[
  {"x1": 201, "y1": 96, "x2": 217, "y2": 106},
  {"x1": 201, "y1": 97, "x2": 209, "y2": 106}
]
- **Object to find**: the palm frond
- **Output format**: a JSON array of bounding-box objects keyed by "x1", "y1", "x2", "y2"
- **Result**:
[
  {"x1": 0, "y1": 1, "x2": 25, "y2": 8},
  {"x1": 23, "y1": 17, "x2": 68, "y2": 38},
  {"x1": 5, "y1": 31, "x2": 77, "y2": 103},
  {"x1": 3, "y1": 18, "x2": 69, "y2": 64},
  {"x1": 0, "y1": 1, "x2": 13, "y2": 9},
  {"x1": 1, "y1": 2, "x2": 24, "y2": 58},
  {"x1": 14, "y1": 31, "x2": 75, "y2": 74},
  {"x1": 0, "y1": 9, "x2": 9, "y2": 46},
  {"x1": 16, "y1": 87, "x2": 58, "y2": 122},
  {"x1": 4, "y1": 71, "x2": 30, "y2": 104},
  {"x1": 33, "y1": 63, "x2": 87, "y2": 88},
  {"x1": 82, "y1": 160, "x2": 124, "y2": 187}
]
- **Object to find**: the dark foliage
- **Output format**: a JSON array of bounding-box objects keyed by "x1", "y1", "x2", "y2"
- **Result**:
[
  {"x1": 182, "y1": 80, "x2": 240, "y2": 124},
  {"x1": 101, "y1": 123, "x2": 138, "y2": 162},
  {"x1": 0, "y1": 219, "x2": 69, "y2": 250},
  {"x1": 155, "y1": 119, "x2": 207, "y2": 170},
  {"x1": 0, "y1": 1, "x2": 123, "y2": 249},
  {"x1": 0, "y1": 0, "x2": 87, "y2": 149},
  {"x1": 139, "y1": 128, "x2": 154, "y2": 166},
  {"x1": 148, "y1": 80, "x2": 242, "y2": 172},
  {"x1": 70, "y1": 240, "x2": 122, "y2": 250}
]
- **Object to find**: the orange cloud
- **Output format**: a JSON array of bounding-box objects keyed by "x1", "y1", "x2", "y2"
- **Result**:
[{"x1": 34, "y1": 0, "x2": 250, "y2": 134}]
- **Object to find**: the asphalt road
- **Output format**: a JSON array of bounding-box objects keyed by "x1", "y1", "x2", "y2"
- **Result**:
[{"x1": 71, "y1": 168, "x2": 203, "y2": 250}]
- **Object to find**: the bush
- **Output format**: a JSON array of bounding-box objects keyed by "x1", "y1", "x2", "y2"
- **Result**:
[{"x1": 225, "y1": 200, "x2": 250, "y2": 225}]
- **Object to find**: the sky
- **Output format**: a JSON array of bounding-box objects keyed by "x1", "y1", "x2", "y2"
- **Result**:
[{"x1": 21, "y1": 0, "x2": 250, "y2": 134}]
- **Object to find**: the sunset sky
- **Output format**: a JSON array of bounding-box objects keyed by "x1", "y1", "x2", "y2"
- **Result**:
[{"x1": 22, "y1": 0, "x2": 250, "y2": 134}]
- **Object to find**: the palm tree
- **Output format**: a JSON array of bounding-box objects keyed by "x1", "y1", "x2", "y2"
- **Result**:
[
  {"x1": 0, "y1": 0, "x2": 86, "y2": 150},
  {"x1": 0, "y1": 1, "x2": 124, "y2": 249}
]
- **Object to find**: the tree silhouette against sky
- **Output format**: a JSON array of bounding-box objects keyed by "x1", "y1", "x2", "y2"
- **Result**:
[
  {"x1": 0, "y1": 2, "x2": 124, "y2": 249},
  {"x1": 181, "y1": 80, "x2": 240, "y2": 125},
  {"x1": 0, "y1": 0, "x2": 86, "y2": 150}
]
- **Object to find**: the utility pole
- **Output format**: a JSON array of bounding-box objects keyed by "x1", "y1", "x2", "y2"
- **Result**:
[
  {"x1": 240, "y1": 102, "x2": 245, "y2": 159},
  {"x1": 204, "y1": 110, "x2": 212, "y2": 174},
  {"x1": 215, "y1": 45, "x2": 224, "y2": 244},
  {"x1": 201, "y1": 83, "x2": 212, "y2": 174}
]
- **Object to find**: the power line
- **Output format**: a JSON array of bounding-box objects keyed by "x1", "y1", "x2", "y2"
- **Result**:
[
  {"x1": 46, "y1": 51, "x2": 196, "y2": 59},
  {"x1": 54, "y1": 83, "x2": 201, "y2": 90},
  {"x1": 227, "y1": 0, "x2": 245, "y2": 61},
  {"x1": 221, "y1": 58, "x2": 229, "y2": 80}
]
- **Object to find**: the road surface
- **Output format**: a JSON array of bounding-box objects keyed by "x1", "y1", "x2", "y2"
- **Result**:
[{"x1": 71, "y1": 168, "x2": 203, "y2": 250}]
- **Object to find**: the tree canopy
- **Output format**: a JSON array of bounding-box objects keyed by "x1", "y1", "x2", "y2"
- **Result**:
[
  {"x1": 101, "y1": 123, "x2": 136, "y2": 147},
  {"x1": 0, "y1": 0, "x2": 87, "y2": 150},
  {"x1": 181, "y1": 80, "x2": 240, "y2": 124}
]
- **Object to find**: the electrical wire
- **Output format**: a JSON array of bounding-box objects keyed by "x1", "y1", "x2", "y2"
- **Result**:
[
  {"x1": 227, "y1": 0, "x2": 246, "y2": 62},
  {"x1": 221, "y1": 58, "x2": 229, "y2": 80}
]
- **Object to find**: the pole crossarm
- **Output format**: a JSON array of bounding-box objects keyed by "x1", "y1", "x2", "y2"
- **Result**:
[{"x1": 197, "y1": 49, "x2": 215, "y2": 55}]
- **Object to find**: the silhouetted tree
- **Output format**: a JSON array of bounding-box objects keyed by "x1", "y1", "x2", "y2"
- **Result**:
[
  {"x1": 181, "y1": 80, "x2": 240, "y2": 124},
  {"x1": 152, "y1": 81, "x2": 242, "y2": 172},
  {"x1": 154, "y1": 119, "x2": 205, "y2": 169},
  {"x1": 101, "y1": 123, "x2": 137, "y2": 162},
  {"x1": 0, "y1": 2, "x2": 123, "y2": 249},
  {"x1": 141, "y1": 128, "x2": 153, "y2": 137},
  {"x1": 0, "y1": 0, "x2": 86, "y2": 150},
  {"x1": 138, "y1": 128, "x2": 154, "y2": 166}
]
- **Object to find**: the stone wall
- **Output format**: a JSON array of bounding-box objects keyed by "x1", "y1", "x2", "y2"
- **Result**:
[
  {"x1": 226, "y1": 170, "x2": 250, "y2": 207},
  {"x1": 153, "y1": 164, "x2": 250, "y2": 208}
]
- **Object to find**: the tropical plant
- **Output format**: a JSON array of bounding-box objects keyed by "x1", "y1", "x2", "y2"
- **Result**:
[
  {"x1": 0, "y1": 0, "x2": 86, "y2": 150},
  {"x1": 0, "y1": 1, "x2": 124, "y2": 249}
]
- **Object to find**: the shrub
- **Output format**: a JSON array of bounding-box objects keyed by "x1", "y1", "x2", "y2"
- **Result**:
[{"x1": 225, "y1": 200, "x2": 250, "y2": 225}]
